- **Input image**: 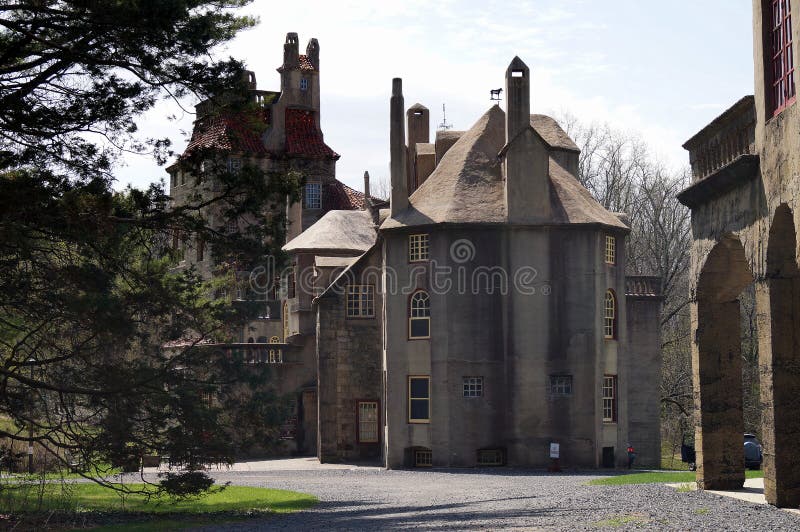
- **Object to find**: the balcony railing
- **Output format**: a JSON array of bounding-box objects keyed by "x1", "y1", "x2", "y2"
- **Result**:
[{"x1": 683, "y1": 96, "x2": 756, "y2": 183}]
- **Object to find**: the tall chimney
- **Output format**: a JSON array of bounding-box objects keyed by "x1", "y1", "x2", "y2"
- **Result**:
[
  {"x1": 502, "y1": 56, "x2": 550, "y2": 224},
  {"x1": 390, "y1": 78, "x2": 408, "y2": 216},
  {"x1": 363, "y1": 171, "x2": 371, "y2": 210},
  {"x1": 505, "y1": 56, "x2": 530, "y2": 143},
  {"x1": 283, "y1": 32, "x2": 299, "y2": 69}
]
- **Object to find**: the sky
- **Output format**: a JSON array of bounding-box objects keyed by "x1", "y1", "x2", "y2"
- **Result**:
[{"x1": 115, "y1": 0, "x2": 754, "y2": 194}]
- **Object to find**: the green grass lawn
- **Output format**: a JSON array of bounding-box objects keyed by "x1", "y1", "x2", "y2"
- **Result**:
[
  {"x1": 2, "y1": 482, "x2": 317, "y2": 530},
  {"x1": 589, "y1": 469, "x2": 764, "y2": 486}
]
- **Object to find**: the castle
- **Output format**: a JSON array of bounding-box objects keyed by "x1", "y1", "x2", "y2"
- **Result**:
[{"x1": 168, "y1": 33, "x2": 663, "y2": 469}]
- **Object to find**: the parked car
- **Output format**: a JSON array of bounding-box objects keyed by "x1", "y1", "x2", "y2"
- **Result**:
[
  {"x1": 744, "y1": 433, "x2": 763, "y2": 470},
  {"x1": 680, "y1": 433, "x2": 763, "y2": 471}
]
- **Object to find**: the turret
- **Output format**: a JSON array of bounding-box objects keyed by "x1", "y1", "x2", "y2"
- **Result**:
[{"x1": 390, "y1": 78, "x2": 409, "y2": 216}]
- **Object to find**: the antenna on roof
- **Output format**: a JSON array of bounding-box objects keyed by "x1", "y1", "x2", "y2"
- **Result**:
[
  {"x1": 490, "y1": 88, "x2": 503, "y2": 101},
  {"x1": 438, "y1": 103, "x2": 452, "y2": 131}
]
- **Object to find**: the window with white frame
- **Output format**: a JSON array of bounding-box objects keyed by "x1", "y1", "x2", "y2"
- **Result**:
[
  {"x1": 409, "y1": 291, "x2": 430, "y2": 339},
  {"x1": 347, "y1": 285, "x2": 375, "y2": 318},
  {"x1": 604, "y1": 290, "x2": 617, "y2": 339},
  {"x1": 408, "y1": 233, "x2": 429, "y2": 262},
  {"x1": 549, "y1": 375, "x2": 573, "y2": 396},
  {"x1": 605, "y1": 235, "x2": 616, "y2": 265},
  {"x1": 408, "y1": 376, "x2": 430, "y2": 423},
  {"x1": 463, "y1": 377, "x2": 483, "y2": 397},
  {"x1": 603, "y1": 375, "x2": 617, "y2": 423},
  {"x1": 268, "y1": 348, "x2": 283, "y2": 364},
  {"x1": 304, "y1": 182, "x2": 322, "y2": 209},
  {"x1": 357, "y1": 401, "x2": 379, "y2": 443}
]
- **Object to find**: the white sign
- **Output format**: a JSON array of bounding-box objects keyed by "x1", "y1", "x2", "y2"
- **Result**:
[
  {"x1": 28, "y1": 444, "x2": 34, "y2": 455},
  {"x1": 550, "y1": 443, "x2": 560, "y2": 459}
]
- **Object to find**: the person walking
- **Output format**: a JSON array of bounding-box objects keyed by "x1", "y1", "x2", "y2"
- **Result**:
[{"x1": 626, "y1": 444, "x2": 636, "y2": 469}]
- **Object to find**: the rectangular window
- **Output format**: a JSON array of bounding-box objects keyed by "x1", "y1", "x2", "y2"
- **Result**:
[
  {"x1": 408, "y1": 376, "x2": 430, "y2": 423},
  {"x1": 463, "y1": 377, "x2": 483, "y2": 397},
  {"x1": 346, "y1": 285, "x2": 375, "y2": 318},
  {"x1": 477, "y1": 448, "x2": 505, "y2": 466},
  {"x1": 304, "y1": 182, "x2": 322, "y2": 209},
  {"x1": 549, "y1": 375, "x2": 573, "y2": 396},
  {"x1": 414, "y1": 449, "x2": 432, "y2": 467},
  {"x1": 408, "y1": 233, "x2": 429, "y2": 262},
  {"x1": 603, "y1": 375, "x2": 618, "y2": 423},
  {"x1": 288, "y1": 267, "x2": 296, "y2": 299},
  {"x1": 300, "y1": 78, "x2": 308, "y2": 91},
  {"x1": 770, "y1": 0, "x2": 796, "y2": 115},
  {"x1": 605, "y1": 235, "x2": 616, "y2": 265},
  {"x1": 269, "y1": 348, "x2": 282, "y2": 364},
  {"x1": 357, "y1": 401, "x2": 379, "y2": 443},
  {"x1": 227, "y1": 157, "x2": 242, "y2": 174}
]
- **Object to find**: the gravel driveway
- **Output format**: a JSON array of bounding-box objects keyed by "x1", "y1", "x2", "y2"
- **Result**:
[{"x1": 184, "y1": 463, "x2": 800, "y2": 531}]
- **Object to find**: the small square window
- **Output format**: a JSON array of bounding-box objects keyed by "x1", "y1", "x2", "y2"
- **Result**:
[
  {"x1": 347, "y1": 285, "x2": 375, "y2": 318},
  {"x1": 605, "y1": 235, "x2": 616, "y2": 265},
  {"x1": 463, "y1": 377, "x2": 483, "y2": 397},
  {"x1": 549, "y1": 375, "x2": 573, "y2": 396},
  {"x1": 477, "y1": 448, "x2": 504, "y2": 466},
  {"x1": 304, "y1": 182, "x2": 322, "y2": 209},
  {"x1": 408, "y1": 233, "x2": 429, "y2": 262},
  {"x1": 414, "y1": 449, "x2": 432, "y2": 467}
]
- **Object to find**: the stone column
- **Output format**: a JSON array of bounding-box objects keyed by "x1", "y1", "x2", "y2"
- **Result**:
[
  {"x1": 692, "y1": 297, "x2": 745, "y2": 490},
  {"x1": 758, "y1": 276, "x2": 800, "y2": 506}
]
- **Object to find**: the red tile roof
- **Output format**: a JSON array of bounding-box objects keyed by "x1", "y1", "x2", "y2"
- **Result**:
[
  {"x1": 182, "y1": 109, "x2": 269, "y2": 158},
  {"x1": 298, "y1": 54, "x2": 315, "y2": 71},
  {"x1": 285, "y1": 108, "x2": 339, "y2": 159},
  {"x1": 323, "y1": 180, "x2": 381, "y2": 211}
]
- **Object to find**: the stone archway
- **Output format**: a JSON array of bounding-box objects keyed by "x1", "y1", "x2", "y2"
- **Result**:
[
  {"x1": 693, "y1": 234, "x2": 754, "y2": 490},
  {"x1": 759, "y1": 204, "x2": 800, "y2": 507}
]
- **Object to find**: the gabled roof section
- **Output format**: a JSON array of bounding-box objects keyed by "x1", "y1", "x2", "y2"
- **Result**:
[
  {"x1": 531, "y1": 114, "x2": 579, "y2": 152},
  {"x1": 285, "y1": 108, "x2": 339, "y2": 159},
  {"x1": 283, "y1": 209, "x2": 377, "y2": 254},
  {"x1": 181, "y1": 109, "x2": 271, "y2": 158},
  {"x1": 549, "y1": 159, "x2": 628, "y2": 229}
]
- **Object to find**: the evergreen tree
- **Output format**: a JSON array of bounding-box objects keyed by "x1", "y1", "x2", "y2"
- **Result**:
[{"x1": 0, "y1": 0, "x2": 296, "y2": 493}]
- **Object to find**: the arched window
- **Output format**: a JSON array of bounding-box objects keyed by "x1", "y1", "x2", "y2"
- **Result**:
[
  {"x1": 409, "y1": 291, "x2": 431, "y2": 339},
  {"x1": 604, "y1": 290, "x2": 617, "y2": 339},
  {"x1": 269, "y1": 336, "x2": 280, "y2": 344}
]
